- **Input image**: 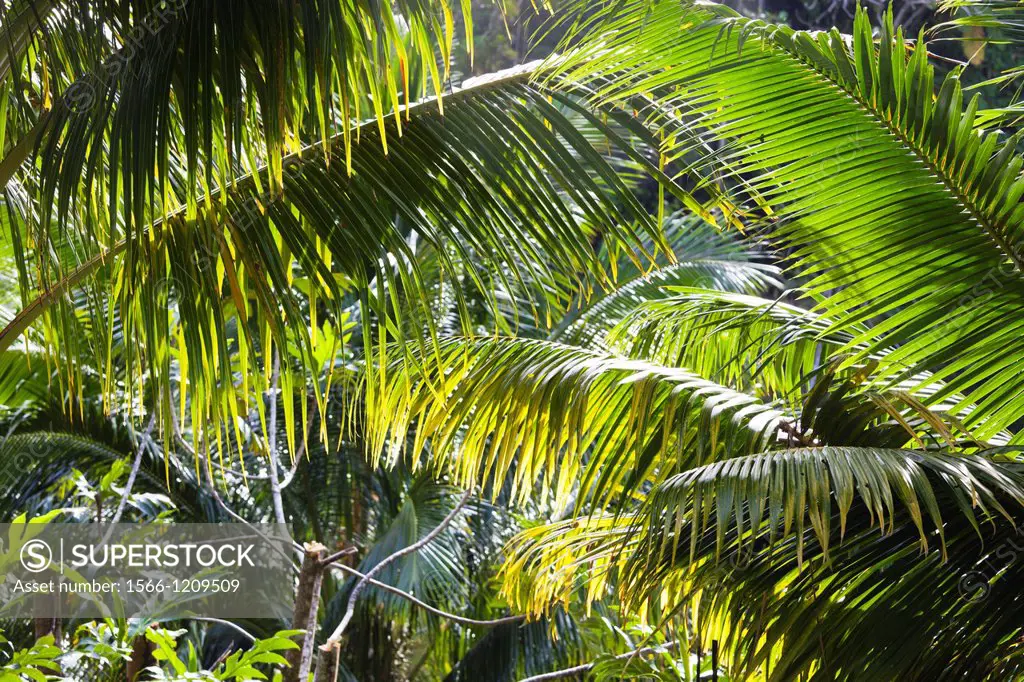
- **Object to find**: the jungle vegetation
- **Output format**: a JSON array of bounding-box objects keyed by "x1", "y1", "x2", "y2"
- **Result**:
[{"x1": 1, "y1": 0, "x2": 1024, "y2": 680}]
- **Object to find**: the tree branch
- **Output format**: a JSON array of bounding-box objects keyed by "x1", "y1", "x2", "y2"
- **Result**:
[
  {"x1": 313, "y1": 489, "x2": 475, "y2": 682},
  {"x1": 327, "y1": 488, "x2": 472, "y2": 641},
  {"x1": 323, "y1": 559, "x2": 525, "y2": 629},
  {"x1": 99, "y1": 415, "x2": 156, "y2": 547},
  {"x1": 191, "y1": 617, "x2": 257, "y2": 642},
  {"x1": 318, "y1": 547, "x2": 358, "y2": 566},
  {"x1": 518, "y1": 640, "x2": 680, "y2": 682},
  {"x1": 283, "y1": 543, "x2": 327, "y2": 682},
  {"x1": 171, "y1": 420, "x2": 305, "y2": 558},
  {"x1": 266, "y1": 351, "x2": 286, "y2": 526}
]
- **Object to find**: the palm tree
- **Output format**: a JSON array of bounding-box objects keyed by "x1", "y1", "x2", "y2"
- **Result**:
[{"x1": 0, "y1": 5, "x2": 683, "y2": 672}]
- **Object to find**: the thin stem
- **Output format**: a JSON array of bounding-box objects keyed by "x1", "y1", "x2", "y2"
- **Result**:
[
  {"x1": 99, "y1": 415, "x2": 156, "y2": 547},
  {"x1": 172, "y1": 420, "x2": 305, "y2": 559},
  {"x1": 190, "y1": 617, "x2": 257, "y2": 642},
  {"x1": 517, "y1": 640, "x2": 680, "y2": 682},
  {"x1": 318, "y1": 547, "x2": 359, "y2": 566},
  {"x1": 266, "y1": 351, "x2": 286, "y2": 526},
  {"x1": 323, "y1": 560, "x2": 525, "y2": 628},
  {"x1": 280, "y1": 401, "x2": 316, "y2": 490},
  {"x1": 326, "y1": 489, "x2": 472, "y2": 642}
]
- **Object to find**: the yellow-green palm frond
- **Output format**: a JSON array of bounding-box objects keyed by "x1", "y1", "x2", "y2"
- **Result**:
[
  {"x1": 500, "y1": 446, "x2": 1024, "y2": 679},
  {"x1": 3, "y1": 65, "x2": 682, "y2": 453},
  {"x1": 368, "y1": 336, "x2": 788, "y2": 511}
]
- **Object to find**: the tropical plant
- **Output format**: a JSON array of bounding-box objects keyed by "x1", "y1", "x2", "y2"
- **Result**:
[
  {"x1": 2, "y1": 0, "x2": 1024, "y2": 680},
  {"x1": 366, "y1": 1, "x2": 1024, "y2": 679}
]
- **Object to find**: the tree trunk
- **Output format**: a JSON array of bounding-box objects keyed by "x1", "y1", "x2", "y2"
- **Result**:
[
  {"x1": 33, "y1": 616, "x2": 61, "y2": 643},
  {"x1": 125, "y1": 632, "x2": 155, "y2": 682},
  {"x1": 283, "y1": 542, "x2": 326, "y2": 682},
  {"x1": 313, "y1": 641, "x2": 340, "y2": 682}
]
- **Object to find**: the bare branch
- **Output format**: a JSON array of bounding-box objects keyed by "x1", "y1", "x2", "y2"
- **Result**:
[
  {"x1": 280, "y1": 401, "x2": 316, "y2": 490},
  {"x1": 327, "y1": 489, "x2": 472, "y2": 641},
  {"x1": 266, "y1": 351, "x2": 287, "y2": 526},
  {"x1": 518, "y1": 640, "x2": 680, "y2": 682},
  {"x1": 191, "y1": 617, "x2": 257, "y2": 642},
  {"x1": 99, "y1": 415, "x2": 156, "y2": 547},
  {"x1": 171, "y1": 420, "x2": 305, "y2": 558},
  {"x1": 323, "y1": 560, "x2": 525, "y2": 628},
  {"x1": 318, "y1": 547, "x2": 359, "y2": 566},
  {"x1": 284, "y1": 543, "x2": 327, "y2": 682}
]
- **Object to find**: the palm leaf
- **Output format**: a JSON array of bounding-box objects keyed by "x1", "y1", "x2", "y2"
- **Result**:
[
  {"x1": 548, "y1": 1, "x2": 1024, "y2": 440},
  {"x1": 554, "y1": 214, "x2": 782, "y2": 347},
  {"x1": 611, "y1": 290, "x2": 850, "y2": 403},
  {"x1": 4, "y1": 64, "x2": 678, "y2": 450},
  {"x1": 368, "y1": 336, "x2": 789, "y2": 511},
  {"x1": 501, "y1": 446, "x2": 1024, "y2": 679}
]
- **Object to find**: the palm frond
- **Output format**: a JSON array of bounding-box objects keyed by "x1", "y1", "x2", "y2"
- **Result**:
[
  {"x1": 500, "y1": 514, "x2": 637, "y2": 615},
  {"x1": 501, "y1": 447, "x2": 1024, "y2": 679},
  {"x1": 639, "y1": 447, "x2": 1022, "y2": 570},
  {"x1": 0, "y1": 429, "x2": 207, "y2": 521},
  {"x1": 933, "y1": 0, "x2": 1024, "y2": 86},
  {"x1": 554, "y1": 215, "x2": 782, "y2": 347},
  {"x1": 8, "y1": 0, "x2": 494, "y2": 193},
  {"x1": 548, "y1": 1, "x2": 1024, "y2": 440},
  {"x1": 5, "y1": 65, "x2": 678, "y2": 452},
  {"x1": 368, "y1": 337, "x2": 788, "y2": 511},
  {"x1": 611, "y1": 290, "x2": 849, "y2": 402},
  {"x1": 667, "y1": 451, "x2": 1024, "y2": 681},
  {"x1": 444, "y1": 611, "x2": 581, "y2": 682}
]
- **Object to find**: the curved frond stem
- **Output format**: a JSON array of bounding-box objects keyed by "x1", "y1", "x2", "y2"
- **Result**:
[{"x1": 369, "y1": 337, "x2": 789, "y2": 510}]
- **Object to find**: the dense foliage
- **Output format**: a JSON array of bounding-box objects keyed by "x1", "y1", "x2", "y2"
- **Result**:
[{"x1": 2, "y1": 0, "x2": 1024, "y2": 680}]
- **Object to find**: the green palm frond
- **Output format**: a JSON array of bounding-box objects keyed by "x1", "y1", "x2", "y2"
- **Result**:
[
  {"x1": 660, "y1": 450, "x2": 1024, "y2": 681},
  {"x1": 610, "y1": 290, "x2": 849, "y2": 402},
  {"x1": 931, "y1": 0, "x2": 1024, "y2": 100},
  {"x1": 501, "y1": 446, "x2": 1024, "y2": 606},
  {"x1": 0, "y1": 429, "x2": 207, "y2": 521},
  {"x1": 368, "y1": 337, "x2": 788, "y2": 511},
  {"x1": 934, "y1": 0, "x2": 1024, "y2": 52},
  {"x1": 501, "y1": 447, "x2": 1024, "y2": 679},
  {"x1": 0, "y1": 350, "x2": 48, "y2": 408},
  {"x1": 0, "y1": 0, "x2": 493, "y2": 199},
  {"x1": 318, "y1": 479, "x2": 515, "y2": 680},
  {"x1": 710, "y1": 517, "x2": 1024, "y2": 680},
  {"x1": 639, "y1": 447, "x2": 1022, "y2": 569},
  {"x1": 445, "y1": 612, "x2": 581, "y2": 682},
  {"x1": 612, "y1": 289, "x2": 1006, "y2": 448},
  {"x1": 4, "y1": 2, "x2": 1024, "y2": 678},
  {"x1": 548, "y1": 1, "x2": 1024, "y2": 440},
  {"x1": 4, "y1": 65, "x2": 681, "y2": 452},
  {"x1": 9, "y1": 0, "x2": 493, "y2": 186},
  {"x1": 500, "y1": 513, "x2": 637, "y2": 615},
  {"x1": 340, "y1": 480, "x2": 471, "y2": 619}
]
